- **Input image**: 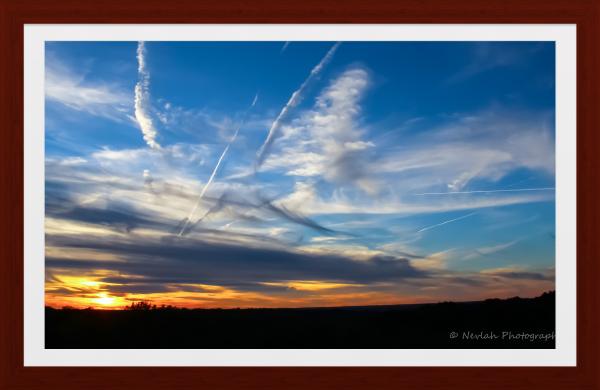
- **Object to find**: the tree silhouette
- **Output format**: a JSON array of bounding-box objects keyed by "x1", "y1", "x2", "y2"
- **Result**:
[{"x1": 126, "y1": 301, "x2": 153, "y2": 310}]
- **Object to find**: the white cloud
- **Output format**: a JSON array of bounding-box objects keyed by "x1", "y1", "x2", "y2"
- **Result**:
[
  {"x1": 477, "y1": 239, "x2": 520, "y2": 255},
  {"x1": 259, "y1": 74, "x2": 554, "y2": 218},
  {"x1": 377, "y1": 109, "x2": 555, "y2": 193},
  {"x1": 412, "y1": 250, "x2": 453, "y2": 270},
  {"x1": 59, "y1": 157, "x2": 88, "y2": 166},
  {"x1": 276, "y1": 180, "x2": 553, "y2": 216},
  {"x1": 134, "y1": 42, "x2": 161, "y2": 150},
  {"x1": 45, "y1": 54, "x2": 131, "y2": 121},
  {"x1": 91, "y1": 144, "x2": 213, "y2": 175},
  {"x1": 463, "y1": 239, "x2": 521, "y2": 260},
  {"x1": 263, "y1": 66, "x2": 376, "y2": 193},
  {"x1": 256, "y1": 42, "x2": 341, "y2": 166}
]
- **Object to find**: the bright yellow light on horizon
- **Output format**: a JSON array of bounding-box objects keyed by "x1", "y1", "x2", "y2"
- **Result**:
[{"x1": 93, "y1": 293, "x2": 116, "y2": 307}]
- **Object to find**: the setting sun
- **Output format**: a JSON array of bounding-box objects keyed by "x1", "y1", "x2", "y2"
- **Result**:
[{"x1": 93, "y1": 293, "x2": 116, "y2": 307}]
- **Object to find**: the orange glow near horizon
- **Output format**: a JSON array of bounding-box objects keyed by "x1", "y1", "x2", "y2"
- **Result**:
[
  {"x1": 45, "y1": 274, "x2": 129, "y2": 309},
  {"x1": 45, "y1": 271, "x2": 555, "y2": 310},
  {"x1": 92, "y1": 292, "x2": 123, "y2": 307}
]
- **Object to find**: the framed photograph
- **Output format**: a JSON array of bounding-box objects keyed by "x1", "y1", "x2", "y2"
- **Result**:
[{"x1": 1, "y1": 1, "x2": 599, "y2": 389}]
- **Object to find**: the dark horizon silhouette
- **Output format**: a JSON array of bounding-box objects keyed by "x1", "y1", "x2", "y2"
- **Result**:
[{"x1": 46, "y1": 290, "x2": 555, "y2": 349}]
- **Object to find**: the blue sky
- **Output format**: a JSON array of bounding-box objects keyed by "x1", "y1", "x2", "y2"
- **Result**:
[{"x1": 44, "y1": 41, "x2": 556, "y2": 308}]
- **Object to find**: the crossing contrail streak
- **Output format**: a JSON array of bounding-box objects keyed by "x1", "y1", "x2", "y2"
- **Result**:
[
  {"x1": 255, "y1": 42, "x2": 341, "y2": 168},
  {"x1": 417, "y1": 212, "x2": 477, "y2": 233},
  {"x1": 413, "y1": 187, "x2": 555, "y2": 196},
  {"x1": 177, "y1": 94, "x2": 259, "y2": 236}
]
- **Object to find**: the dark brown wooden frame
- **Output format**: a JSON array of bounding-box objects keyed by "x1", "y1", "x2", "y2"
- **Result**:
[{"x1": 1, "y1": 1, "x2": 599, "y2": 389}]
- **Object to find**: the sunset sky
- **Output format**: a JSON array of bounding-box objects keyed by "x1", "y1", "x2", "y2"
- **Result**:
[{"x1": 45, "y1": 41, "x2": 556, "y2": 309}]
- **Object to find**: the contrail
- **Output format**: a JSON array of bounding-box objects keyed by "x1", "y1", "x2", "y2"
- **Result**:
[
  {"x1": 260, "y1": 197, "x2": 340, "y2": 235},
  {"x1": 473, "y1": 238, "x2": 520, "y2": 258},
  {"x1": 134, "y1": 41, "x2": 161, "y2": 149},
  {"x1": 417, "y1": 212, "x2": 476, "y2": 233},
  {"x1": 413, "y1": 187, "x2": 555, "y2": 196},
  {"x1": 280, "y1": 41, "x2": 290, "y2": 54},
  {"x1": 177, "y1": 94, "x2": 259, "y2": 236},
  {"x1": 255, "y1": 42, "x2": 341, "y2": 168}
]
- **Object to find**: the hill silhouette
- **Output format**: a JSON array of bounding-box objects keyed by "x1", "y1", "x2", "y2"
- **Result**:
[{"x1": 45, "y1": 291, "x2": 555, "y2": 349}]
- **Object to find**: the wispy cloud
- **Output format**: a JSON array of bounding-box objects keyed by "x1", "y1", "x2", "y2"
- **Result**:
[
  {"x1": 263, "y1": 66, "x2": 375, "y2": 192},
  {"x1": 378, "y1": 109, "x2": 556, "y2": 192},
  {"x1": 256, "y1": 42, "x2": 341, "y2": 167},
  {"x1": 178, "y1": 94, "x2": 259, "y2": 236},
  {"x1": 45, "y1": 53, "x2": 131, "y2": 121},
  {"x1": 262, "y1": 86, "x2": 554, "y2": 216},
  {"x1": 279, "y1": 187, "x2": 553, "y2": 217},
  {"x1": 473, "y1": 239, "x2": 520, "y2": 258},
  {"x1": 134, "y1": 42, "x2": 161, "y2": 149},
  {"x1": 414, "y1": 187, "x2": 555, "y2": 196},
  {"x1": 446, "y1": 42, "x2": 530, "y2": 84},
  {"x1": 44, "y1": 42, "x2": 556, "y2": 308}
]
